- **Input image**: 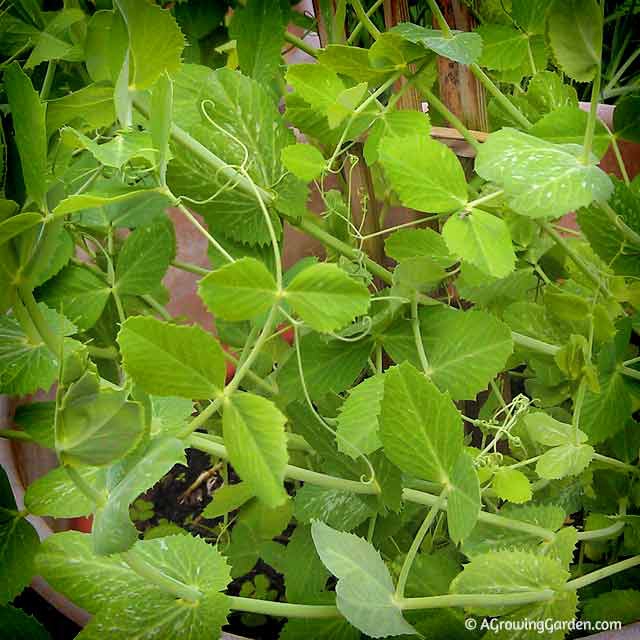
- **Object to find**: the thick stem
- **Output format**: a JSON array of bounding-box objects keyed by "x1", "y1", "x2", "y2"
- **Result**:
[
  {"x1": 350, "y1": 0, "x2": 381, "y2": 39},
  {"x1": 40, "y1": 60, "x2": 57, "y2": 100},
  {"x1": 576, "y1": 520, "x2": 625, "y2": 542},
  {"x1": 592, "y1": 453, "x2": 639, "y2": 474},
  {"x1": 18, "y1": 286, "x2": 61, "y2": 354},
  {"x1": 400, "y1": 589, "x2": 556, "y2": 611},
  {"x1": 65, "y1": 466, "x2": 105, "y2": 508},
  {"x1": 0, "y1": 429, "x2": 34, "y2": 442},
  {"x1": 283, "y1": 31, "x2": 318, "y2": 58},
  {"x1": 599, "y1": 201, "x2": 640, "y2": 248},
  {"x1": 411, "y1": 296, "x2": 431, "y2": 375},
  {"x1": 511, "y1": 332, "x2": 560, "y2": 356},
  {"x1": 347, "y1": 0, "x2": 385, "y2": 44},
  {"x1": 228, "y1": 596, "x2": 339, "y2": 618},
  {"x1": 564, "y1": 555, "x2": 640, "y2": 591},
  {"x1": 582, "y1": 65, "x2": 602, "y2": 163}
]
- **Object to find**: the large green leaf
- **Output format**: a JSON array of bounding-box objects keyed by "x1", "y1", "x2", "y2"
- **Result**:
[
  {"x1": 476, "y1": 25, "x2": 529, "y2": 70},
  {"x1": 379, "y1": 136, "x2": 467, "y2": 213},
  {"x1": 0, "y1": 213, "x2": 43, "y2": 248},
  {"x1": 4, "y1": 63, "x2": 47, "y2": 210},
  {"x1": 447, "y1": 452, "x2": 481, "y2": 544},
  {"x1": 168, "y1": 66, "x2": 291, "y2": 245},
  {"x1": 0, "y1": 605, "x2": 51, "y2": 640},
  {"x1": 37, "y1": 532, "x2": 231, "y2": 639},
  {"x1": 46, "y1": 85, "x2": 116, "y2": 136},
  {"x1": 229, "y1": 0, "x2": 284, "y2": 88},
  {"x1": 547, "y1": 0, "x2": 602, "y2": 82},
  {"x1": 336, "y1": 374, "x2": 384, "y2": 457},
  {"x1": 384, "y1": 228, "x2": 453, "y2": 265},
  {"x1": 392, "y1": 23, "x2": 482, "y2": 65},
  {"x1": 56, "y1": 370, "x2": 145, "y2": 466},
  {"x1": 364, "y1": 110, "x2": 431, "y2": 165},
  {"x1": 536, "y1": 443, "x2": 594, "y2": 480},
  {"x1": 92, "y1": 437, "x2": 185, "y2": 555},
  {"x1": 36, "y1": 264, "x2": 111, "y2": 331},
  {"x1": 281, "y1": 144, "x2": 326, "y2": 182},
  {"x1": 223, "y1": 392, "x2": 288, "y2": 508},
  {"x1": 24, "y1": 9, "x2": 85, "y2": 69},
  {"x1": 475, "y1": 128, "x2": 613, "y2": 218},
  {"x1": 118, "y1": 316, "x2": 226, "y2": 398},
  {"x1": 311, "y1": 521, "x2": 416, "y2": 637},
  {"x1": 294, "y1": 485, "x2": 374, "y2": 532},
  {"x1": 115, "y1": 219, "x2": 175, "y2": 296},
  {"x1": 202, "y1": 482, "x2": 254, "y2": 519},
  {"x1": 442, "y1": 208, "x2": 515, "y2": 278},
  {"x1": 0, "y1": 468, "x2": 39, "y2": 605},
  {"x1": 114, "y1": 0, "x2": 184, "y2": 90},
  {"x1": 380, "y1": 362, "x2": 462, "y2": 483},
  {"x1": 285, "y1": 263, "x2": 371, "y2": 333},
  {"x1": 197, "y1": 257, "x2": 277, "y2": 321}
]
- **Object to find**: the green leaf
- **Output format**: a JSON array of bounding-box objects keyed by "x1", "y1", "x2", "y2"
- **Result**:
[
  {"x1": 198, "y1": 257, "x2": 277, "y2": 321},
  {"x1": 536, "y1": 443, "x2": 594, "y2": 480},
  {"x1": 0, "y1": 213, "x2": 43, "y2": 248},
  {"x1": 447, "y1": 452, "x2": 481, "y2": 543},
  {"x1": 37, "y1": 532, "x2": 231, "y2": 639},
  {"x1": 476, "y1": 25, "x2": 529, "y2": 70},
  {"x1": 46, "y1": 85, "x2": 116, "y2": 137},
  {"x1": 613, "y1": 93, "x2": 640, "y2": 143},
  {"x1": 364, "y1": 111, "x2": 431, "y2": 165},
  {"x1": 115, "y1": 220, "x2": 175, "y2": 296},
  {"x1": 450, "y1": 549, "x2": 569, "y2": 614},
  {"x1": 492, "y1": 468, "x2": 533, "y2": 504},
  {"x1": 151, "y1": 73, "x2": 173, "y2": 184},
  {"x1": 118, "y1": 316, "x2": 226, "y2": 398},
  {"x1": 25, "y1": 9, "x2": 85, "y2": 68},
  {"x1": 380, "y1": 362, "x2": 463, "y2": 483},
  {"x1": 530, "y1": 105, "x2": 610, "y2": 159},
  {"x1": 4, "y1": 63, "x2": 47, "y2": 210},
  {"x1": 229, "y1": 0, "x2": 284, "y2": 88},
  {"x1": 583, "y1": 590, "x2": 640, "y2": 626},
  {"x1": 285, "y1": 263, "x2": 370, "y2": 333},
  {"x1": 281, "y1": 144, "x2": 326, "y2": 182},
  {"x1": 57, "y1": 370, "x2": 145, "y2": 466},
  {"x1": 295, "y1": 485, "x2": 374, "y2": 532},
  {"x1": 0, "y1": 467, "x2": 39, "y2": 605},
  {"x1": 114, "y1": 0, "x2": 184, "y2": 90},
  {"x1": 311, "y1": 521, "x2": 416, "y2": 638},
  {"x1": 392, "y1": 23, "x2": 482, "y2": 65},
  {"x1": 25, "y1": 465, "x2": 104, "y2": 518},
  {"x1": 523, "y1": 411, "x2": 587, "y2": 446},
  {"x1": 384, "y1": 228, "x2": 453, "y2": 265},
  {"x1": 512, "y1": 0, "x2": 553, "y2": 34},
  {"x1": 379, "y1": 136, "x2": 468, "y2": 213},
  {"x1": 0, "y1": 605, "x2": 51, "y2": 640},
  {"x1": 36, "y1": 264, "x2": 110, "y2": 331},
  {"x1": 418, "y1": 306, "x2": 514, "y2": 400},
  {"x1": 168, "y1": 66, "x2": 290, "y2": 245},
  {"x1": 547, "y1": 0, "x2": 602, "y2": 82},
  {"x1": 92, "y1": 437, "x2": 185, "y2": 555},
  {"x1": 442, "y1": 209, "x2": 515, "y2": 278},
  {"x1": 202, "y1": 482, "x2": 254, "y2": 519},
  {"x1": 475, "y1": 128, "x2": 613, "y2": 218},
  {"x1": 336, "y1": 375, "x2": 384, "y2": 457},
  {"x1": 223, "y1": 392, "x2": 288, "y2": 508},
  {"x1": 13, "y1": 402, "x2": 55, "y2": 448},
  {"x1": 149, "y1": 396, "x2": 193, "y2": 437},
  {"x1": 286, "y1": 63, "x2": 345, "y2": 112}
]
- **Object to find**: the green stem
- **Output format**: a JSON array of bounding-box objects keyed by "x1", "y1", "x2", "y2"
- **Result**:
[
  {"x1": 420, "y1": 86, "x2": 481, "y2": 152},
  {"x1": 609, "y1": 133, "x2": 630, "y2": 185},
  {"x1": 347, "y1": 0, "x2": 385, "y2": 44},
  {"x1": 400, "y1": 590, "x2": 555, "y2": 611},
  {"x1": 123, "y1": 549, "x2": 202, "y2": 602},
  {"x1": 222, "y1": 350, "x2": 278, "y2": 396},
  {"x1": 228, "y1": 596, "x2": 339, "y2": 618},
  {"x1": 18, "y1": 286, "x2": 61, "y2": 354},
  {"x1": 511, "y1": 332, "x2": 560, "y2": 356},
  {"x1": 65, "y1": 466, "x2": 105, "y2": 508},
  {"x1": 396, "y1": 490, "x2": 446, "y2": 598},
  {"x1": 0, "y1": 429, "x2": 33, "y2": 442},
  {"x1": 141, "y1": 294, "x2": 172, "y2": 321},
  {"x1": 283, "y1": 31, "x2": 318, "y2": 58},
  {"x1": 426, "y1": 0, "x2": 453, "y2": 35},
  {"x1": 576, "y1": 520, "x2": 625, "y2": 542},
  {"x1": 12, "y1": 295, "x2": 41, "y2": 345},
  {"x1": 599, "y1": 200, "x2": 640, "y2": 247},
  {"x1": 564, "y1": 555, "x2": 640, "y2": 591},
  {"x1": 621, "y1": 366, "x2": 640, "y2": 382},
  {"x1": 539, "y1": 222, "x2": 610, "y2": 298},
  {"x1": 604, "y1": 47, "x2": 640, "y2": 95},
  {"x1": 582, "y1": 65, "x2": 602, "y2": 163},
  {"x1": 571, "y1": 379, "x2": 587, "y2": 446},
  {"x1": 39, "y1": 60, "x2": 57, "y2": 100},
  {"x1": 411, "y1": 296, "x2": 431, "y2": 375},
  {"x1": 86, "y1": 344, "x2": 119, "y2": 360},
  {"x1": 171, "y1": 260, "x2": 210, "y2": 276},
  {"x1": 592, "y1": 453, "x2": 639, "y2": 474},
  {"x1": 350, "y1": 0, "x2": 380, "y2": 40}
]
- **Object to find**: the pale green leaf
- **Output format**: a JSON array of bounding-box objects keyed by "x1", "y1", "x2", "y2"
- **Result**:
[
  {"x1": 281, "y1": 144, "x2": 326, "y2": 182},
  {"x1": 418, "y1": 306, "x2": 514, "y2": 400},
  {"x1": 523, "y1": 411, "x2": 587, "y2": 446},
  {"x1": 151, "y1": 73, "x2": 173, "y2": 184},
  {"x1": 547, "y1": 0, "x2": 602, "y2": 82},
  {"x1": 294, "y1": 485, "x2": 374, "y2": 532},
  {"x1": 492, "y1": 468, "x2": 532, "y2": 504},
  {"x1": 512, "y1": 0, "x2": 554, "y2": 34},
  {"x1": 476, "y1": 25, "x2": 529, "y2": 70},
  {"x1": 149, "y1": 396, "x2": 193, "y2": 438},
  {"x1": 393, "y1": 257, "x2": 448, "y2": 293},
  {"x1": 202, "y1": 482, "x2": 254, "y2": 519},
  {"x1": 25, "y1": 465, "x2": 104, "y2": 518},
  {"x1": 380, "y1": 362, "x2": 463, "y2": 483},
  {"x1": 197, "y1": 257, "x2": 277, "y2": 321},
  {"x1": 285, "y1": 263, "x2": 370, "y2": 333},
  {"x1": 46, "y1": 85, "x2": 116, "y2": 137},
  {"x1": 447, "y1": 452, "x2": 481, "y2": 543},
  {"x1": 37, "y1": 532, "x2": 231, "y2": 639},
  {"x1": 379, "y1": 136, "x2": 468, "y2": 213},
  {"x1": 53, "y1": 186, "x2": 170, "y2": 217},
  {"x1": 318, "y1": 45, "x2": 395, "y2": 86},
  {"x1": 442, "y1": 208, "x2": 515, "y2": 278},
  {"x1": 536, "y1": 443, "x2": 594, "y2": 480},
  {"x1": 286, "y1": 63, "x2": 345, "y2": 112},
  {"x1": 0, "y1": 213, "x2": 43, "y2": 248},
  {"x1": 336, "y1": 375, "x2": 384, "y2": 457},
  {"x1": 223, "y1": 392, "x2": 288, "y2": 508},
  {"x1": 229, "y1": 0, "x2": 284, "y2": 87},
  {"x1": 364, "y1": 110, "x2": 431, "y2": 165},
  {"x1": 475, "y1": 128, "x2": 613, "y2": 218},
  {"x1": 57, "y1": 370, "x2": 145, "y2": 466},
  {"x1": 311, "y1": 521, "x2": 416, "y2": 637},
  {"x1": 392, "y1": 23, "x2": 482, "y2": 65},
  {"x1": 24, "y1": 9, "x2": 85, "y2": 68},
  {"x1": 118, "y1": 316, "x2": 225, "y2": 398},
  {"x1": 384, "y1": 228, "x2": 453, "y2": 265},
  {"x1": 92, "y1": 437, "x2": 185, "y2": 555},
  {"x1": 115, "y1": 220, "x2": 175, "y2": 296},
  {"x1": 114, "y1": 0, "x2": 184, "y2": 90},
  {"x1": 4, "y1": 63, "x2": 47, "y2": 210}
]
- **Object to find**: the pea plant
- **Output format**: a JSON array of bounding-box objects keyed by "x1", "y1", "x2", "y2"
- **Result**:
[{"x1": 1, "y1": 0, "x2": 640, "y2": 638}]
